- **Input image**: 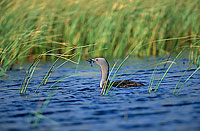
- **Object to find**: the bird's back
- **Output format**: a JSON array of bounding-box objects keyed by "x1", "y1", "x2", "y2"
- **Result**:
[{"x1": 108, "y1": 80, "x2": 145, "y2": 88}]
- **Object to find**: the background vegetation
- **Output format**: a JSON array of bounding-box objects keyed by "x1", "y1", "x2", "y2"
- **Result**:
[{"x1": 0, "y1": 0, "x2": 200, "y2": 74}]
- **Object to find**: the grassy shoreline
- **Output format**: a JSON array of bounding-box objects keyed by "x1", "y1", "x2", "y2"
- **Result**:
[{"x1": 0, "y1": 0, "x2": 200, "y2": 73}]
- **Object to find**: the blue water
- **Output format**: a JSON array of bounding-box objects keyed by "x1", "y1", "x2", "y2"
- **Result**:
[{"x1": 0, "y1": 58, "x2": 200, "y2": 131}]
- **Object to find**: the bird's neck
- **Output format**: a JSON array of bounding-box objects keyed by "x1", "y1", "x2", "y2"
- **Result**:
[{"x1": 99, "y1": 64, "x2": 109, "y2": 87}]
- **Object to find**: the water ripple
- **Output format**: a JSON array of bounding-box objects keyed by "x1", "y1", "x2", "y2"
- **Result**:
[{"x1": 0, "y1": 59, "x2": 200, "y2": 131}]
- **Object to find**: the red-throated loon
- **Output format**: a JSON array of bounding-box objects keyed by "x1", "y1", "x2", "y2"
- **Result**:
[{"x1": 88, "y1": 58, "x2": 145, "y2": 88}]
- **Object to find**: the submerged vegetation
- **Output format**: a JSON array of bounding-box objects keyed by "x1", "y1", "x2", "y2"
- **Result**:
[{"x1": 0, "y1": 0, "x2": 200, "y2": 74}]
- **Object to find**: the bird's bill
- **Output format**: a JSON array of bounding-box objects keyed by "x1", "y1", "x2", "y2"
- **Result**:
[
  {"x1": 86, "y1": 58, "x2": 95, "y2": 67},
  {"x1": 91, "y1": 59, "x2": 96, "y2": 62}
]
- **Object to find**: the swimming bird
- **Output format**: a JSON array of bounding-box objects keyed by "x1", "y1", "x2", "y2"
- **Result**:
[{"x1": 87, "y1": 58, "x2": 145, "y2": 89}]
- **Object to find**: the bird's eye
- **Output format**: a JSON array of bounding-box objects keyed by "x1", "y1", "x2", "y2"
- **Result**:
[{"x1": 96, "y1": 59, "x2": 98, "y2": 61}]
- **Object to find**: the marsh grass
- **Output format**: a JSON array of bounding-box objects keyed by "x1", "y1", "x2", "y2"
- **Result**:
[
  {"x1": 173, "y1": 66, "x2": 200, "y2": 94},
  {"x1": 20, "y1": 44, "x2": 97, "y2": 94},
  {"x1": 153, "y1": 50, "x2": 183, "y2": 92},
  {"x1": 20, "y1": 56, "x2": 41, "y2": 94},
  {"x1": 0, "y1": 28, "x2": 45, "y2": 75},
  {"x1": 147, "y1": 47, "x2": 200, "y2": 94},
  {"x1": 1, "y1": 0, "x2": 200, "y2": 74}
]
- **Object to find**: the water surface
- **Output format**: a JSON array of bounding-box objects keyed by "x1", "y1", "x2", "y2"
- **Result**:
[{"x1": 0, "y1": 58, "x2": 200, "y2": 131}]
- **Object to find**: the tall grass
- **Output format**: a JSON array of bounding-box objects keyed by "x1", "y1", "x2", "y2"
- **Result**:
[{"x1": 0, "y1": 0, "x2": 199, "y2": 74}]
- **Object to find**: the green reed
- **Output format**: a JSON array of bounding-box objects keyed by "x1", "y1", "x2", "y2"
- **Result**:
[
  {"x1": 20, "y1": 44, "x2": 96, "y2": 94},
  {"x1": 174, "y1": 66, "x2": 200, "y2": 94},
  {"x1": 1, "y1": 0, "x2": 200, "y2": 74},
  {"x1": 20, "y1": 56, "x2": 41, "y2": 94},
  {"x1": 154, "y1": 50, "x2": 183, "y2": 92},
  {"x1": 148, "y1": 46, "x2": 200, "y2": 94}
]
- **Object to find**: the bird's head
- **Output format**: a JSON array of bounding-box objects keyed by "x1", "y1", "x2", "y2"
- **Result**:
[
  {"x1": 92, "y1": 58, "x2": 106, "y2": 65},
  {"x1": 87, "y1": 58, "x2": 109, "y2": 71},
  {"x1": 88, "y1": 58, "x2": 109, "y2": 67}
]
